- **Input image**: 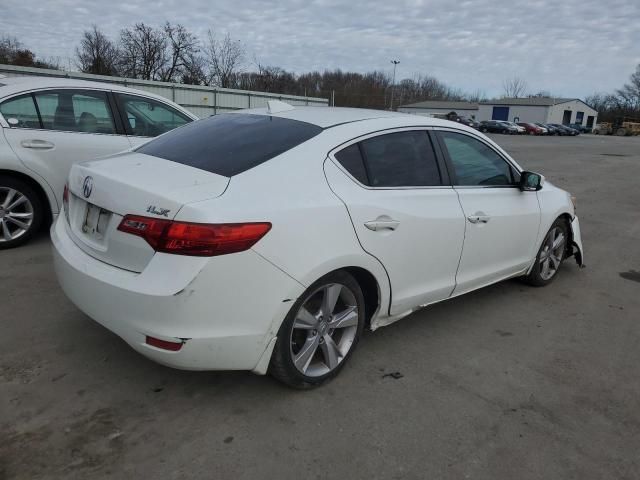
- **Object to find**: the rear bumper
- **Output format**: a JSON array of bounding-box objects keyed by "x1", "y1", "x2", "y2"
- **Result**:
[{"x1": 51, "y1": 216, "x2": 304, "y2": 372}]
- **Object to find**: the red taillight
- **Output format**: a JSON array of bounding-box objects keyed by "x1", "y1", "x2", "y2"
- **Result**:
[
  {"x1": 117, "y1": 215, "x2": 271, "y2": 257},
  {"x1": 146, "y1": 336, "x2": 183, "y2": 351}
]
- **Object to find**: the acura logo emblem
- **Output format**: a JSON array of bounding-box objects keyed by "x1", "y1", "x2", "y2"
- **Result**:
[{"x1": 83, "y1": 176, "x2": 93, "y2": 198}]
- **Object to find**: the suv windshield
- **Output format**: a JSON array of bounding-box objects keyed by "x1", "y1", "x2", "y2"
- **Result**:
[{"x1": 136, "y1": 113, "x2": 323, "y2": 177}]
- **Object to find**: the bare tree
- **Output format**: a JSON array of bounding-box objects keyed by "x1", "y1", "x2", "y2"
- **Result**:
[
  {"x1": 616, "y1": 64, "x2": 640, "y2": 111},
  {"x1": 0, "y1": 35, "x2": 58, "y2": 69},
  {"x1": 180, "y1": 52, "x2": 207, "y2": 85},
  {"x1": 119, "y1": 23, "x2": 167, "y2": 80},
  {"x1": 502, "y1": 77, "x2": 528, "y2": 98},
  {"x1": 465, "y1": 88, "x2": 487, "y2": 103},
  {"x1": 205, "y1": 30, "x2": 245, "y2": 88},
  {"x1": 75, "y1": 26, "x2": 119, "y2": 75},
  {"x1": 159, "y1": 22, "x2": 199, "y2": 82}
]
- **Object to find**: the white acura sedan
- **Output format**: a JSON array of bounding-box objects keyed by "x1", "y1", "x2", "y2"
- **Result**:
[
  {"x1": 51, "y1": 102, "x2": 584, "y2": 388},
  {"x1": 0, "y1": 76, "x2": 196, "y2": 249}
]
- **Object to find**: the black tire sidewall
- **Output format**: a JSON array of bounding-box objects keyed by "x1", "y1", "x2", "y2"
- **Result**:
[
  {"x1": 269, "y1": 270, "x2": 366, "y2": 388},
  {"x1": 0, "y1": 176, "x2": 44, "y2": 249}
]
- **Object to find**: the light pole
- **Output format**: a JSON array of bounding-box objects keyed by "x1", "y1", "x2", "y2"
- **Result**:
[{"x1": 390, "y1": 60, "x2": 400, "y2": 110}]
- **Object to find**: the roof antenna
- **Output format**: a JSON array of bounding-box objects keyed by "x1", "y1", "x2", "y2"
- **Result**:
[{"x1": 267, "y1": 100, "x2": 295, "y2": 114}]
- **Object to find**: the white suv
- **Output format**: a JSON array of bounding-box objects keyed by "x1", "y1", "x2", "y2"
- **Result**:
[{"x1": 0, "y1": 76, "x2": 197, "y2": 248}]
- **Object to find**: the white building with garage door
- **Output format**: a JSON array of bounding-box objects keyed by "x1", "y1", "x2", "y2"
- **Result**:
[
  {"x1": 477, "y1": 97, "x2": 598, "y2": 128},
  {"x1": 397, "y1": 100, "x2": 479, "y2": 118}
]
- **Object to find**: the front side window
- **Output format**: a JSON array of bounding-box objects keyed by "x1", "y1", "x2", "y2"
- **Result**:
[
  {"x1": 117, "y1": 94, "x2": 191, "y2": 137},
  {"x1": 136, "y1": 113, "x2": 322, "y2": 177},
  {"x1": 0, "y1": 94, "x2": 40, "y2": 129},
  {"x1": 440, "y1": 131, "x2": 514, "y2": 186},
  {"x1": 33, "y1": 90, "x2": 116, "y2": 134}
]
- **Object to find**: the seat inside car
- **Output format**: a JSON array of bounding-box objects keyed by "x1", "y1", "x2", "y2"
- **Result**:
[
  {"x1": 53, "y1": 98, "x2": 76, "y2": 131},
  {"x1": 77, "y1": 112, "x2": 98, "y2": 133}
]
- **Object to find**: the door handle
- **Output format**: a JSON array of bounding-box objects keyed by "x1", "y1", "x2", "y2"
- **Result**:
[
  {"x1": 364, "y1": 218, "x2": 400, "y2": 231},
  {"x1": 467, "y1": 212, "x2": 490, "y2": 224},
  {"x1": 21, "y1": 139, "x2": 55, "y2": 150}
]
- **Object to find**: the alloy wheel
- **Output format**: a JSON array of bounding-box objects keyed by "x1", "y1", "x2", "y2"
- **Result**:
[
  {"x1": 539, "y1": 226, "x2": 565, "y2": 280},
  {"x1": 0, "y1": 187, "x2": 34, "y2": 242},
  {"x1": 290, "y1": 283, "x2": 359, "y2": 377}
]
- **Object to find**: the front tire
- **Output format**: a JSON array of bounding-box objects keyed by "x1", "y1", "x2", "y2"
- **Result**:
[
  {"x1": 269, "y1": 270, "x2": 365, "y2": 388},
  {"x1": 0, "y1": 176, "x2": 43, "y2": 250},
  {"x1": 524, "y1": 218, "x2": 569, "y2": 286}
]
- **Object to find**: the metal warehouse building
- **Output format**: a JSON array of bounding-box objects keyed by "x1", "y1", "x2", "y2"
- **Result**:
[
  {"x1": 398, "y1": 100, "x2": 479, "y2": 118},
  {"x1": 0, "y1": 64, "x2": 328, "y2": 118},
  {"x1": 398, "y1": 97, "x2": 597, "y2": 129},
  {"x1": 477, "y1": 97, "x2": 598, "y2": 128}
]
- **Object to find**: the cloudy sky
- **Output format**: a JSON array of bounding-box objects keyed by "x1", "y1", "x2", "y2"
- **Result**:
[{"x1": 1, "y1": 0, "x2": 638, "y2": 98}]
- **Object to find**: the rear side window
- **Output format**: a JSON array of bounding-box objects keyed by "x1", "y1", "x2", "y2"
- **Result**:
[
  {"x1": 335, "y1": 131, "x2": 441, "y2": 187},
  {"x1": 137, "y1": 113, "x2": 323, "y2": 177},
  {"x1": 334, "y1": 144, "x2": 369, "y2": 185},
  {"x1": 361, "y1": 131, "x2": 441, "y2": 187},
  {"x1": 33, "y1": 90, "x2": 116, "y2": 134},
  {"x1": 0, "y1": 94, "x2": 40, "y2": 129}
]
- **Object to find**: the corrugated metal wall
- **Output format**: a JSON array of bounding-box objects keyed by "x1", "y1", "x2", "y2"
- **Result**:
[{"x1": 0, "y1": 64, "x2": 328, "y2": 118}]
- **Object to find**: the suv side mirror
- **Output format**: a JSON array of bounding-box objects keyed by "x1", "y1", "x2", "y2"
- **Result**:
[{"x1": 519, "y1": 171, "x2": 544, "y2": 191}]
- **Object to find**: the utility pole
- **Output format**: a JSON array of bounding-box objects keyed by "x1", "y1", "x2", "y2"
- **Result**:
[{"x1": 390, "y1": 60, "x2": 400, "y2": 110}]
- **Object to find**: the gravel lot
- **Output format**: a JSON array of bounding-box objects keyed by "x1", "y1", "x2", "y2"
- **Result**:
[{"x1": 2, "y1": 134, "x2": 639, "y2": 480}]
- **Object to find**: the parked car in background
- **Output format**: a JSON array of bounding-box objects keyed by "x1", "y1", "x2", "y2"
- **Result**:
[
  {"x1": 441, "y1": 112, "x2": 480, "y2": 130},
  {"x1": 535, "y1": 123, "x2": 557, "y2": 135},
  {"x1": 479, "y1": 120, "x2": 515, "y2": 134},
  {"x1": 0, "y1": 76, "x2": 197, "y2": 248},
  {"x1": 51, "y1": 103, "x2": 584, "y2": 388},
  {"x1": 459, "y1": 117, "x2": 480, "y2": 129},
  {"x1": 569, "y1": 123, "x2": 591, "y2": 133},
  {"x1": 498, "y1": 121, "x2": 525, "y2": 134},
  {"x1": 517, "y1": 122, "x2": 544, "y2": 135},
  {"x1": 550, "y1": 124, "x2": 579, "y2": 136}
]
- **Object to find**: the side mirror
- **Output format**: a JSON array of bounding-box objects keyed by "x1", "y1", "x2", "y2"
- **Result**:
[{"x1": 519, "y1": 171, "x2": 544, "y2": 191}]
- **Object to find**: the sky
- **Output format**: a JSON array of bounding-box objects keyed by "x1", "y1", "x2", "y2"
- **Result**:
[{"x1": 1, "y1": 0, "x2": 639, "y2": 99}]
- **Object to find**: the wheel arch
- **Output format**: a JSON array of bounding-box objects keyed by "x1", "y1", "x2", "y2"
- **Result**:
[
  {"x1": 293, "y1": 254, "x2": 391, "y2": 331},
  {"x1": 0, "y1": 169, "x2": 54, "y2": 227},
  {"x1": 341, "y1": 266, "x2": 381, "y2": 329}
]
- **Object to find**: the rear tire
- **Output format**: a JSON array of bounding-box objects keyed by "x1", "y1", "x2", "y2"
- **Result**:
[
  {"x1": 269, "y1": 270, "x2": 365, "y2": 389},
  {"x1": 0, "y1": 176, "x2": 43, "y2": 250},
  {"x1": 523, "y1": 218, "x2": 569, "y2": 287}
]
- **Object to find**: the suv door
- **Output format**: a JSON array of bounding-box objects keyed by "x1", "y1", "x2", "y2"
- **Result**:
[
  {"x1": 324, "y1": 129, "x2": 466, "y2": 315},
  {"x1": 114, "y1": 93, "x2": 192, "y2": 148},
  {"x1": 0, "y1": 89, "x2": 130, "y2": 211},
  {"x1": 435, "y1": 130, "x2": 541, "y2": 295}
]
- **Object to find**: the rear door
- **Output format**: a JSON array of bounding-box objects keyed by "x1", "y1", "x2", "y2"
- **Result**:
[
  {"x1": 324, "y1": 129, "x2": 466, "y2": 315},
  {"x1": 435, "y1": 129, "x2": 540, "y2": 295},
  {"x1": 0, "y1": 89, "x2": 131, "y2": 210}
]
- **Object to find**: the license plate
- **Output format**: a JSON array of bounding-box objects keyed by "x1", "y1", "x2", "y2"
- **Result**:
[{"x1": 82, "y1": 203, "x2": 111, "y2": 241}]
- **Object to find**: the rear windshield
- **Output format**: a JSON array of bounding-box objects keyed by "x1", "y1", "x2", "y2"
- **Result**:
[{"x1": 136, "y1": 113, "x2": 323, "y2": 177}]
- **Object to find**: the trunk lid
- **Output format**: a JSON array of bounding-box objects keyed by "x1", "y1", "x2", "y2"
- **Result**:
[{"x1": 66, "y1": 152, "x2": 229, "y2": 272}]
